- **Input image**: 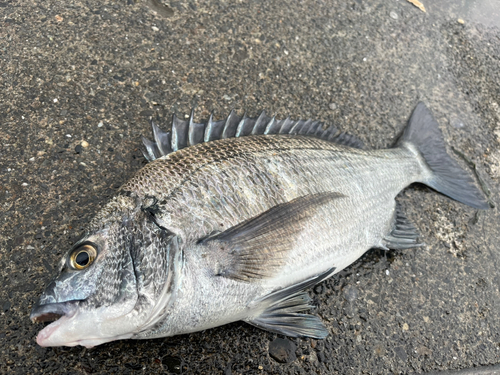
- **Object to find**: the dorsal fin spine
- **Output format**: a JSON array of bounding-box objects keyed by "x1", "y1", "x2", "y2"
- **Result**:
[
  {"x1": 171, "y1": 114, "x2": 180, "y2": 152},
  {"x1": 152, "y1": 122, "x2": 166, "y2": 155},
  {"x1": 235, "y1": 113, "x2": 248, "y2": 137},
  {"x1": 253, "y1": 111, "x2": 269, "y2": 135},
  {"x1": 299, "y1": 119, "x2": 313, "y2": 135},
  {"x1": 187, "y1": 109, "x2": 195, "y2": 146},
  {"x1": 222, "y1": 109, "x2": 239, "y2": 139},
  {"x1": 308, "y1": 120, "x2": 322, "y2": 136},
  {"x1": 279, "y1": 117, "x2": 293, "y2": 134},
  {"x1": 141, "y1": 136, "x2": 158, "y2": 161},
  {"x1": 288, "y1": 119, "x2": 301, "y2": 135},
  {"x1": 142, "y1": 109, "x2": 364, "y2": 162},
  {"x1": 204, "y1": 113, "x2": 215, "y2": 143},
  {"x1": 263, "y1": 116, "x2": 275, "y2": 135}
]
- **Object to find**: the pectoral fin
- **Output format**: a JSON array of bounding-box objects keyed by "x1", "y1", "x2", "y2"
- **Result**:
[
  {"x1": 202, "y1": 192, "x2": 344, "y2": 281},
  {"x1": 245, "y1": 268, "x2": 336, "y2": 339}
]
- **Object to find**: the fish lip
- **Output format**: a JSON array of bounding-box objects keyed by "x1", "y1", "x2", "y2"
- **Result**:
[{"x1": 30, "y1": 300, "x2": 81, "y2": 323}]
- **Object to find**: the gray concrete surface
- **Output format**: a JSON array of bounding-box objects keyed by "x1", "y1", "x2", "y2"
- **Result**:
[{"x1": 1, "y1": 0, "x2": 499, "y2": 374}]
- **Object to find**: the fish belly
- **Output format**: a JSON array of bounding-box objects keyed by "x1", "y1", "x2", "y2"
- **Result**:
[{"x1": 266, "y1": 147, "x2": 420, "y2": 287}]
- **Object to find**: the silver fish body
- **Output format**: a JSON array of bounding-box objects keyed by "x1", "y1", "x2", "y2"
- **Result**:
[{"x1": 30, "y1": 103, "x2": 488, "y2": 347}]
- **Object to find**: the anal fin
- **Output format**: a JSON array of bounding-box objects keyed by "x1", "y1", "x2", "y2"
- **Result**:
[
  {"x1": 383, "y1": 202, "x2": 423, "y2": 249},
  {"x1": 245, "y1": 268, "x2": 335, "y2": 339}
]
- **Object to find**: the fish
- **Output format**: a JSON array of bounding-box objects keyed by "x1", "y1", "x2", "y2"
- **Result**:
[{"x1": 30, "y1": 102, "x2": 489, "y2": 348}]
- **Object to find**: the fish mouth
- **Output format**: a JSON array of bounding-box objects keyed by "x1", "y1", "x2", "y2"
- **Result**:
[
  {"x1": 31, "y1": 299, "x2": 137, "y2": 348},
  {"x1": 32, "y1": 312, "x2": 64, "y2": 323},
  {"x1": 30, "y1": 300, "x2": 80, "y2": 323},
  {"x1": 31, "y1": 300, "x2": 84, "y2": 347}
]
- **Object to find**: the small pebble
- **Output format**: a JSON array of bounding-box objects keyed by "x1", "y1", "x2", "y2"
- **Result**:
[
  {"x1": 22, "y1": 182, "x2": 28, "y2": 186},
  {"x1": 75, "y1": 145, "x2": 83, "y2": 154},
  {"x1": 458, "y1": 18, "x2": 464, "y2": 24},
  {"x1": 98, "y1": 121, "x2": 103, "y2": 127},
  {"x1": 66, "y1": 134, "x2": 72, "y2": 138},
  {"x1": 81, "y1": 140, "x2": 89, "y2": 148},
  {"x1": 152, "y1": 26, "x2": 159, "y2": 32},
  {"x1": 269, "y1": 338, "x2": 297, "y2": 363},
  {"x1": 385, "y1": 269, "x2": 390, "y2": 275},
  {"x1": 29, "y1": 157, "x2": 35, "y2": 162},
  {"x1": 390, "y1": 11, "x2": 399, "y2": 20},
  {"x1": 329, "y1": 103, "x2": 337, "y2": 110},
  {"x1": 161, "y1": 356, "x2": 181, "y2": 373},
  {"x1": 450, "y1": 117, "x2": 465, "y2": 129},
  {"x1": 343, "y1": 285, "x2": 359, "y2": 302}
]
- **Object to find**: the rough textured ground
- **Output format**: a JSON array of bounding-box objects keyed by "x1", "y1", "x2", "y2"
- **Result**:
[{"x1": 1, "y1": 0, "x2": 499, "y2": 374}]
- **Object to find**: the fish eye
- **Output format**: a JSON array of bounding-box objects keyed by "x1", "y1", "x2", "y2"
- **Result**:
[{"x1": 70, "y1": 244, "x2": 97, "y2": 270}]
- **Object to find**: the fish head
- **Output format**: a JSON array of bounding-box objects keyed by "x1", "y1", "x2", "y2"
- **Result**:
[{"x1": 30, "y1": 195, "x2": 180, "y2": 348}]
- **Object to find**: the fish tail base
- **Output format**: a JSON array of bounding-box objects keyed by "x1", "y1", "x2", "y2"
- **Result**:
[{"x1": 397, "y1": 102, "x2": 489, "y2": 210}]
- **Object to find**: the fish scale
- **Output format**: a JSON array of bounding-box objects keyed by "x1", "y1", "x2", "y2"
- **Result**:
[
  {"x1": 30, "y1": 103, "x2": 489, "y2": 347},
  {"x1": 138, "y1": 139, "x2": 415, "y2": 243}
]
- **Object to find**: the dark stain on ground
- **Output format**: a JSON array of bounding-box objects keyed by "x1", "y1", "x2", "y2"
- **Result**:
[{"x1": 1, "y1": 0, "x2": 499, "y2": 374}]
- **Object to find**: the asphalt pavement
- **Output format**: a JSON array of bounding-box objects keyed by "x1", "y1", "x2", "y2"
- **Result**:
[{"x1": 1, "y1": 0, "x2": 499, "y2": 374}]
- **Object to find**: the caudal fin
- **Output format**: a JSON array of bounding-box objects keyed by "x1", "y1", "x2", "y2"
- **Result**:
[{"x1": 397, "y1": 102, "x2": 489, "y2": 210}]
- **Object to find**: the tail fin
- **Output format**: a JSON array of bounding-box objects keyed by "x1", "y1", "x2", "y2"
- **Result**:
[{"x1": 397, "y1": 102, "x2": 489, "y2": 210}]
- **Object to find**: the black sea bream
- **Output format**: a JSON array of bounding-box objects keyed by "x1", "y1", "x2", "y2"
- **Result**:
[{"x1": 30, "y1": 103, "x2": 489, "y2": 347}]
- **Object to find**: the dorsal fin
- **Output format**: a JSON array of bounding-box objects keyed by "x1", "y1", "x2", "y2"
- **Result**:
[
  {"x1": 204, "y1": 114, "x2": 224, "y2": 142},
  {"x1": 222, "y1": 109, "x2": 240, "y2": 139},
  {"x1": 187, "y1": 110, "x2": 205, "y2": 146},
  {"x1": 330, "y1": 132, "x2": 365, "y2": 149},
  {"x1": 141, "y1": 110, "x2": 364, "y2": 162}
]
